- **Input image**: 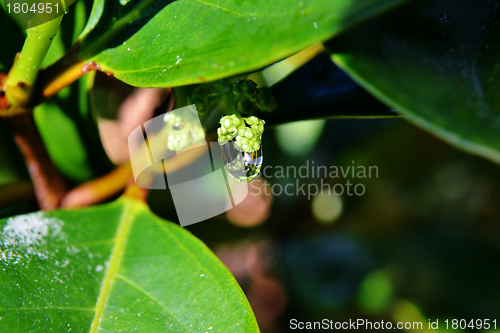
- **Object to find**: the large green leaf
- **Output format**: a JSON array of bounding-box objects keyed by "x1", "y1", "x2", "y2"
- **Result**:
[
  {"x1": 0, "y1": 198, "x2": 258, "y2": 332},
  {"x1": 76, "y1": 0, "x2": 409, "y2": 87},
  {"x1": 327, "y1": 0, "x2": 500, "y2": 164}
]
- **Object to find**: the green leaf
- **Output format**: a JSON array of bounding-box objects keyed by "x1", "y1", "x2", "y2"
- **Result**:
[
  {"x1": 327, "y1": 0, "x2": 500, "y2": 164},
  {"x1": 34, "y1": 83, "x2": 93, "y2": 182},
  {"x1": 0, "y1": 198, "x2": 259, "y2": 332},
  {"x1": 34, "y1": 72, "x2": 112, "y2": 182},
  {"x1": 77, "y1": 0, "x2": 409, "y2": 87}
]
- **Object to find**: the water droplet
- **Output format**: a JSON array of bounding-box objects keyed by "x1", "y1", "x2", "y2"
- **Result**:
[
  {"x1": 313, "y1": 22, "x2": 318, "y2": 29},
  {"x1": 221, "y1": 139, "x2": 263, "y2": 182},
  {"x1": 440, "y1": 13, "x2": 448, "y2": 23}
]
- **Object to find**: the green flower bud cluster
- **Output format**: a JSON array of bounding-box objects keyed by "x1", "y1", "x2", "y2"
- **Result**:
[
  {"x1": 187, "y1": 79, "x2": 277, "y2": 116},
  {"x1": 167, "y1": 125, "x2": 193, "y2": 152},
  {"x1": 163, "y1": 113, "x2": 186, "y2": 129},
  {"x1": 217, "y1": 114, "x2": 246, "y2": 144},
  {"x1": 164, "y1": 111, "x2": 205, "y2": 152},
  {"x1": 233, "y1": 79, "x2": 258, "y2": 102},
  {"x1": 187, "y1": 87, "x2": 211, "y2": 115},
  {"x1": 232, "y1": 80, "x2": 277, "y2": 116},
  {"x1": 245, "y1": 116, "x2": 265, "y2": 134},
  {"x1": 256, "y1": 87, "x2": 278, "y2": 112},
  {"x1": 191, "y1": 125, "x2": 205, "y2": 143},
  {"x1": 217, "y1": 115, "x2": 265, "y2": 154},
  {"x1": 234, "y1": 127, "x2": 261, "y2": 153}
]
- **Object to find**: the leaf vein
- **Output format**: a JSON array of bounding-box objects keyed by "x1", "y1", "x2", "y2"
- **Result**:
[
  {"x1": 89, "y1": 201, "x2": 137, "y2": 333},
  {"x1": 191, "y1": 0, "x2": 246, "y2": 17},
  {"x1": 115, "y1": 274, "x2": 192, "y2": 333}
]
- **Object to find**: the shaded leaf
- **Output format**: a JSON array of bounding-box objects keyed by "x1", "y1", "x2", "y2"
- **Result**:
[
  {"x1": 76, "y1": 0, "x2": 409, "y2": 87},
  {"x1": 34, "y1": 72, "x2": 112, "y2": 182},
  {"x1": 253, "y1": 53, "x2": 398, "y2": 127},
  {"x1": 0, "y1": 198, "x2": 259, "y2": 332},
  {"x1": 35, "y1": 2, "x2": 112, "y2": 182},
  {"x1": 327, "y1": 0, "x2": 500, "y2": 164}
]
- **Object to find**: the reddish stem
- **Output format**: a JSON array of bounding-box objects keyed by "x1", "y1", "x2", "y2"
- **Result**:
[{"x1": 6, "y1": 113, "x2": 67, "y2": 210}]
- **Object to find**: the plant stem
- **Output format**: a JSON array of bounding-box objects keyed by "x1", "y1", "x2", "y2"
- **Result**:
[
  {"x1": 122, "y1": 179, "x2": 149, "y2": 203},
  {"x1": 60, "y1": 162, "x2": 133, "y2": 208},
  {"x1": 39, "y1": 59, "x2": 89, "y2": 99},
  {"x1": 32, "y1": 0, "x2": 161, "y2": 102},
  {"x1": 60, "y1": 136, "x2": 207, "y2": 208},
  {"x1": 6, "y1": 113, "x2": 67, "y2": 209},
  {"x1": 5, "y1": 16, "x2": 63, "y2": 107}
]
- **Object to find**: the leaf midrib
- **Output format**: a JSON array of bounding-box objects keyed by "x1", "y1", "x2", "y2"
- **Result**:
[{"x1": 89, "y1": 200, "x2": 138, "y2": 333}]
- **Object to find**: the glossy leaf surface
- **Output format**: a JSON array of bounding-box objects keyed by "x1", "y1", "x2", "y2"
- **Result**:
[
  {"x1": 327, "y1": 0, "x2": 500, "y2": 164},
  {"x1": 78, "y1": 0, "x2": 409, "y2": 87},
  {"x1": 0, "y1": 198, "x2": 258, "y2": 332}
]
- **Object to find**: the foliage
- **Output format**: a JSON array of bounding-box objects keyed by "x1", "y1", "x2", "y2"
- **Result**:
[
  {"x1": 0, "y1": 0, "x2": 499, "y2": 331},
  {"x1": 0, "y1": 198, "x2": 258, "y2": 332},
  {"x1": 326, "y1": 0, "x2": 500, "y2": 164}
]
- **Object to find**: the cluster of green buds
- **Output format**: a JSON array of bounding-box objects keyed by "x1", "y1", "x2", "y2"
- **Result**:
[
  {"x1": 188, "y1": 79, "x2": 277, "y2": 116},
  {"x1": 164, "y1": 109, "x2": 205, "y2": 152},
  {"x1": 182, "y1": 78, "x2": 275, "y2": 155},
  {"x1": 217, "y1": 115, "x2": 265, "y2": 154}
]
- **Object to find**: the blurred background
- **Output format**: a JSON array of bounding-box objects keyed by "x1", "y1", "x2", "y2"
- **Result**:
[
  {"x1": 1, "y1": 52, "x2": 500, "y2": 332},
  {"x1": 154, "y1": 53, "x2": 500, "y2": 332}
]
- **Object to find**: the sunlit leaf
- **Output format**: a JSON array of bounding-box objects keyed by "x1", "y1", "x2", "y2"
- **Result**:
[
  {"x1": 0, "y1": 198, "x2": 259, "y2": 332},
  {"x1": 76, "y1": 0, "x2": 409, "y2": 87}
]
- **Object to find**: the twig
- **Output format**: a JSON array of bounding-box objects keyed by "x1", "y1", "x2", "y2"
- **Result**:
[
  {"x1": 4, "y1": 16, "x2": 63, "y2": 108},
  {"x1": 39, "y1": 59, "x2": 89, "y2": 100},
  {"x1": 122, "y1": 178, "x2": 149, "y2": 203},
  {"x1": 61, "y1": 141, "x2": 208, "y2": 208},
  {"x1": 60, "y1": 162, "x2": 133, "y2": 208},
  {"x1": 5, "y1": 113, "x2": 67, "y2": 210}
]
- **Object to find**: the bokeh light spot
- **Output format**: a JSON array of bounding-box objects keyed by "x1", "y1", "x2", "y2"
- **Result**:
[{"x1": 312, "y1": 190, "x2": 343, "y2": 223}]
